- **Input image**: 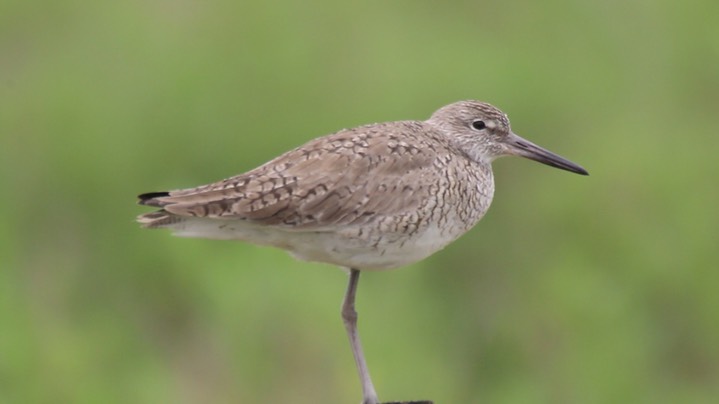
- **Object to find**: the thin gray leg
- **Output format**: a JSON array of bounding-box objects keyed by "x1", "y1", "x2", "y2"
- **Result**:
[{"x1": 342, "y1": 268, "x2": 379, "y2": 404}]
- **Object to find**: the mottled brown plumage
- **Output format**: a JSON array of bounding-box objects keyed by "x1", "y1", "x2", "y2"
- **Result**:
[{"x1": 137, "y1": 100, "x2": 588, "y2": 404}]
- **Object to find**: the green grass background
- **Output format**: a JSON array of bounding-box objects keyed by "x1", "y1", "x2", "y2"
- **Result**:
[{"x1": 2, "y1": 1, "x2": 718, "y2": 403}]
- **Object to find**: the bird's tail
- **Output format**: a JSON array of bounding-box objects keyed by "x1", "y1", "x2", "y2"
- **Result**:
[
  {"x1": 138, "y1": 191, "x2": 171, "y2": 207},
  {"x1": 136, "y1": 191, "x2": 183, "y2": 228}
]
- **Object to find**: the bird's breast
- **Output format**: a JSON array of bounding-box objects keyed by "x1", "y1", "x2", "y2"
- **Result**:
[{"x1": 289, "y1": 165, "x2": 496, "y2": 270}]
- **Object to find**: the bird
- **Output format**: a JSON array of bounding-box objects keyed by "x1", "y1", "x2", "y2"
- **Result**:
[{"x1": 137, "y1": 100, "x2": 588, "y2": 404}]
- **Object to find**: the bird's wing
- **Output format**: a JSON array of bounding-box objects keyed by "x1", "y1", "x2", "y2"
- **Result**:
[{"x1": 139, "y1": 122, "x2": 447, "y2": 231}]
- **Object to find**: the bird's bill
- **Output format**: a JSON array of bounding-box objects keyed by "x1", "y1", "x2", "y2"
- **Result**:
[{"x1": 506, "y1": 132, "x2": 589, "y2": 175}]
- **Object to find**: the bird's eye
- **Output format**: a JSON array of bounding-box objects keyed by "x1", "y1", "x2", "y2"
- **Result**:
[{"x1": 471, "y1": 120, "x2": 486, "y2": 130}]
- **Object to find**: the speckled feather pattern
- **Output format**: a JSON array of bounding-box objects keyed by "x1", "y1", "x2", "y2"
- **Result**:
[{"x1": 138, "y1": 101, "x2": 507, "y2": 269}]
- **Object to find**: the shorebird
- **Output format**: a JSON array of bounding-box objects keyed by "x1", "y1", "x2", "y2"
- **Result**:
[{"x1": 137, "y1": 100, "x2": 588, "y2": 404}]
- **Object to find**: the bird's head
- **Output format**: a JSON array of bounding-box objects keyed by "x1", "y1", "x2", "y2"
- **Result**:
[{"x1": 428, "y1": 100, "x2": 588, "y2": 175}]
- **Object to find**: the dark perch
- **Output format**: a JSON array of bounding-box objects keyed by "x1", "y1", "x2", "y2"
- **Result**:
[{"x1": 382, "y1": 401, "x2": 433, "y2": 404}]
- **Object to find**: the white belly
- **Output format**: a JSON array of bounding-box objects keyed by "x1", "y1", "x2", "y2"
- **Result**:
[{"x1": 169, "y1": 211, "x2": 484, "y2": 270}]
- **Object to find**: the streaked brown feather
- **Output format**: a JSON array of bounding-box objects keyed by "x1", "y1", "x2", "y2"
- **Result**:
[{"x1": 144, "y1": 121, "x2": 448, "y2": 231}]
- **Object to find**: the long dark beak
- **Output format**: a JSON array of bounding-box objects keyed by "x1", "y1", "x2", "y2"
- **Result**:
[{"x1": 506, "y1": 132, "x2": 589, "y2": 175}]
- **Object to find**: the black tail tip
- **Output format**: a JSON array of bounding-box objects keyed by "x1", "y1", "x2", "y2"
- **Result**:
[{"x1": 138, "y1": 191, "x2": 170, "y2": 205}]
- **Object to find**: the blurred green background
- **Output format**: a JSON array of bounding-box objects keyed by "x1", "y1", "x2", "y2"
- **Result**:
[{"x1": 2, "y1": 0, "x2": 718, "y2": 403}]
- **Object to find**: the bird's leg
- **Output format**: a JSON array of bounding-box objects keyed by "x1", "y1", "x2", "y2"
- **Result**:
[{"x1": 342, "y1": 268, "x2": 379, "y2": 404}]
